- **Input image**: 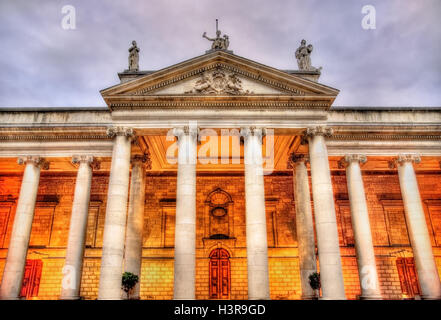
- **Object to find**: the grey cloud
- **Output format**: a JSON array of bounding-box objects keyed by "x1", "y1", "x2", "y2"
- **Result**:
[{"x1": 0, "y1": 0, "x2": 440, "y2": 107}]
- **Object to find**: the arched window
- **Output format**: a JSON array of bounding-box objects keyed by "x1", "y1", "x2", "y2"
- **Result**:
[{"x1": 209, "y1": 248, "x2": 230, "y2": 299}]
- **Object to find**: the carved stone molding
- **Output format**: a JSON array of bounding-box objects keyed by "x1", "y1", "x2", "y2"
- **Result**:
[
  {"x1": 109, "y1": 101, "x2": 331, "y2": 111},
  {"x1": 106, "y1": 127, "x2": 135, "y2": 139},
  {"x1": 338, "y1": 154, "x2": 367, "y2": 169},
  {"x1": 72, "y1": 155, "x2": 100, "y2": 170},
  {"x1": 131, "y1": 154, "x2": 152, "y2": 170},
  {"x1": 17, "y1": 156, "x2": 50, "y2": 170},
  {"x1": 185, "y1": 69, "x2": 252, "y2": 95},
  {"x1": 388, "y1": 154, "x2": 421, "y2": 169}
]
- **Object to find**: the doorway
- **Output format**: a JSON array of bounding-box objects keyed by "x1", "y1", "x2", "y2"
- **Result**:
[{"x1": 209, "y1": 248, "x2": 230, "y2": 299}]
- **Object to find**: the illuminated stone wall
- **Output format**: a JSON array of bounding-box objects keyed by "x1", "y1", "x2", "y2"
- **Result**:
[{"x1": 0, "y1": 171, "x2": 441, "y2": 300}]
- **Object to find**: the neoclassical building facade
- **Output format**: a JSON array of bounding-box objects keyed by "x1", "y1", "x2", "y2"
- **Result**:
[{"x1": 0, "y1": 48, "x2": 440, "y2": 300}]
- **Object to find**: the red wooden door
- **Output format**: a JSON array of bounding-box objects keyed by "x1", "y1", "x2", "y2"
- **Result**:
[
  {"x1": 396, "y1": 257, "x2": 421, "y2": 299},
  {"x1": 20, "y1": 259, "x2": 42, "y2": 299},
  {"x1": 209, "y1": 248, "x2": 230, "y2": 299}
]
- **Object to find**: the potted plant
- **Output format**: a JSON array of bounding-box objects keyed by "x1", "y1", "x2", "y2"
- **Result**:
[
  {"x1": 122, "y1": 271, "x2": 139, "y2": 300},
  {"x1": 308, "y1": 272, "x2": 321, "y2": 299}
]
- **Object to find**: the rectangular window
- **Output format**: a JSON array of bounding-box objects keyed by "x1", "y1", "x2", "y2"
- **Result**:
[{"x1": 380, "y1": 199, "x2": 410, "y2": 246}]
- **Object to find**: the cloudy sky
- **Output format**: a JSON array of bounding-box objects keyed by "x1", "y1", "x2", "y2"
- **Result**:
[{"x1": 0, "y1": 0, "x2": 440, "y2": 107}]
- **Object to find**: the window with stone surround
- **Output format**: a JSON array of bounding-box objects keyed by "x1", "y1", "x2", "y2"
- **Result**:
[
  {"x1": 29, "y1": 196, "x2": 58, "y2": 248},
  {"x1": 85, "y1": 200, "x2": 103, "y2": 248},
  {"x1": 0, "y1": 196, "x2": 16, "y2": 248},
  {"x1": 335, "y1": 197, "x2": 355, "y2": 247},
  {"x1": 204, "y1": 188, "x2": 234, "y2": 239},
  {"x1": 423, "y1": 200, "x2": 441, "y2": 247},
  {"x1": 379, "y1": 197, "x2": 410, "y2": 246}
]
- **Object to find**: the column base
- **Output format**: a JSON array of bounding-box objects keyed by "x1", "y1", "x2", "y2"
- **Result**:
[
  {"x1": 319, "y1": 296, "x2": 346, "y2": 300},
  {"x1": 0, "y1": 296, "x2": 21, "y2": 300},
  {"x1": 420, "y1": 294, "x2": 441, "y2": 300},
  {"x1": 60, "y1": 295, "x2": 81, "y2": 300},
  {"x1": 359, "y1": 295, "x2": 383, "y2": 300}
]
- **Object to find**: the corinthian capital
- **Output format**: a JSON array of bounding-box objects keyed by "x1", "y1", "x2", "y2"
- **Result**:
[
  {"x1": 106, "y1": 127, "x2": 135, "y2": 139},
  {"x1": 338, "y1": 154, "x2": 367, "y2": 169},
  {"x1": 172, "y1": 126, "x2": 199, "y2": 140},
  {"x1": 240, "y1": 127, "x2": 266, "y2": 139},
  {"x1": 17, "y1": 156, "x2": 50, "y2": 170},
  {"x1": 131, "y1": 154, "x2": 152, "y2": 170},
  {"x1": 287, "y1": 153, "x2": 309, "y2": 169},
  {"x1": 388, "y1": 153, "x2": 421, "y2": 169},
  {"x1": 72, "y1": 155, "x2": 100, "y2": 170},
  {"x1": 305, "y1": 126, "x2": 333, "y2": 138},
  {"x1": 301, "y1": 126, "x2": 333, "y2": 145}
]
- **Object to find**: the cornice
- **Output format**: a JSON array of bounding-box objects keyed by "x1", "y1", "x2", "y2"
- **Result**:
[
  {"x1": 0, "y1": 134, "x2": 110, "y2": 141},
  {"x1": 108, "y1": 100, "x2": 331, "y2": 111},
  {"x1": 330, "y1": 134, "x2": 441, "y2": 141},
  {"x1": 129, "y1": 63, "x2": 305, "y2": 96}
]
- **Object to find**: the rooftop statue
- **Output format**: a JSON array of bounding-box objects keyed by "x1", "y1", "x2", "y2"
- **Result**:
[
  {"x1": 203, "y1": 19, "x2": 230, "y2": 51},
  {"x1": 128, "y1": 40, "x2": 140, "y2": 72},
  {"x1": 295, "y1": 39, "x2": 322, "y2": 73}
]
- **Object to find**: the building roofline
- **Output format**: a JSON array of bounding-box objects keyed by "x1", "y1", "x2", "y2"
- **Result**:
[
  {"x1": 0, "y1": 106, "x2": 441, "y2": 112},
  {"x1": 0, "y1": 107, "x2": 109, "y2": 112},
  {"x1": 330, "y1": 106, "x2": 441, "y2": 111}
]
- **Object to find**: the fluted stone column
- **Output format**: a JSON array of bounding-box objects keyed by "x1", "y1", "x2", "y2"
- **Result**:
[
  {"x1": 241, "y1": 127, "x2": 270, "y2": 300},
  {"x1": 173, "y1": 126, "x2": 198, "y2": 300},
  {"x1": 305, "y1": 126, "x2": 346, "y2": 300},
  {"x1": 393, "y1": 154, "x2": 441, "y2": 300},
  {"x1": 340, "y1": 154, "x2": 381, "y2": 300},
  {"x1": 123, "y1": 154, "x2": 150, "y2": 300},
  {"x1": 60, "y1": 156, "x2": 98, "y2": 300},
  {"x1": 289, "y1": 153, "x2": 317, "y2": 299},
  {"x1": 0, "y1": 156, "x2": 48, "y2": 300},
  {"x1": 98, "y1": 127, "x2": 134, "y2": 300}
]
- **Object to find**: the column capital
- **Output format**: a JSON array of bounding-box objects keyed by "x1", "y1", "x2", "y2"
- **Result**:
[
  {"x1": 240, "y1": 127, "x2": 266, "y2": 139},
  {"x1": 301, "y1": 126, "x2": 333, "y2": 145},
  {"x1": 172, "y1": 126, "x2": 199, "y2": 140},
  {"x1": 287, "y1": 153, "x2": 309, "y2": 169},
  {"x1": 72, "y1": 155, "x2": 100, "y2": 170},
  {"x1": 388, "y1": 154, "x2": 421, "y2": 169},
  {"x1": 131, "y1": 154, "x2": 152, "y2": 170},
  {"x1": 17, "y1": 156, "x2": 49, "y2": 170},
  {"x1": 338, "y1": 154, "x2": 367, "y2": 169},
  {"x1": 106, "y1": 126, "x2": 135, "y2": 139}
]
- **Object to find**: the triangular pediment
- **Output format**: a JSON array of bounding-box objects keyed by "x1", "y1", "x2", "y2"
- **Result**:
[{"x1": 101, "y1": 51, "x2": 339, "y2": 110}]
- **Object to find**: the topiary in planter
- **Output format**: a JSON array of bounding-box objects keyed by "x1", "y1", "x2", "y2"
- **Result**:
[
  {"x1": 122, "y1": 272, "x2": 139, "y2": 300},
  {"x1": 308, "y1": 272, "x2": 320, "y2": 299}
]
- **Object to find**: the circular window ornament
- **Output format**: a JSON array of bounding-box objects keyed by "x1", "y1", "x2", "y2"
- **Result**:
[{"x1": 211, "y1": 207, "x2": 227, "y2": 217}]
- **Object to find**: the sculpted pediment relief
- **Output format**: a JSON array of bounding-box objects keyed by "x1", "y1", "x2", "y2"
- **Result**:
[
  {"x1": 100, "y1": 51, "x2": 339, "y2": 110},
  {"x1": 150, "y1": 67, "x2": 285, "y2": 95}
]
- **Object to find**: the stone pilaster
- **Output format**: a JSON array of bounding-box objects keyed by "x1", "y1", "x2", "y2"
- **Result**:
[
  {"x1": 392, "y1": 154, "x2": 441, "y2": 300},
  {"x1": 304, "y1": 126, "x2": 346, "y2": 300},
  {"x1": 339, "y1": 154, "x2": 382, "y2": 300},
  {"x1": 0, "y1": 156, "x2": 48, "y2": 300},
  {"x1": 98, "y1": 127, "x2": 134, "y2": 300},
  {"x1": 289, "y1": 153, "x2": 317, "y2": 299},
  {"x1": 241, "y1": 127, "x2": 270, "y2": 300},
  {"x1": 173, "y1": 126, "x2": 198, "y2": 300},
  {"x1": 60, "y1": 156, "x2": 98, "y2": 300},
  {"x1": 123, "y1": 154, "x2": 151, "y2": 300}
]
